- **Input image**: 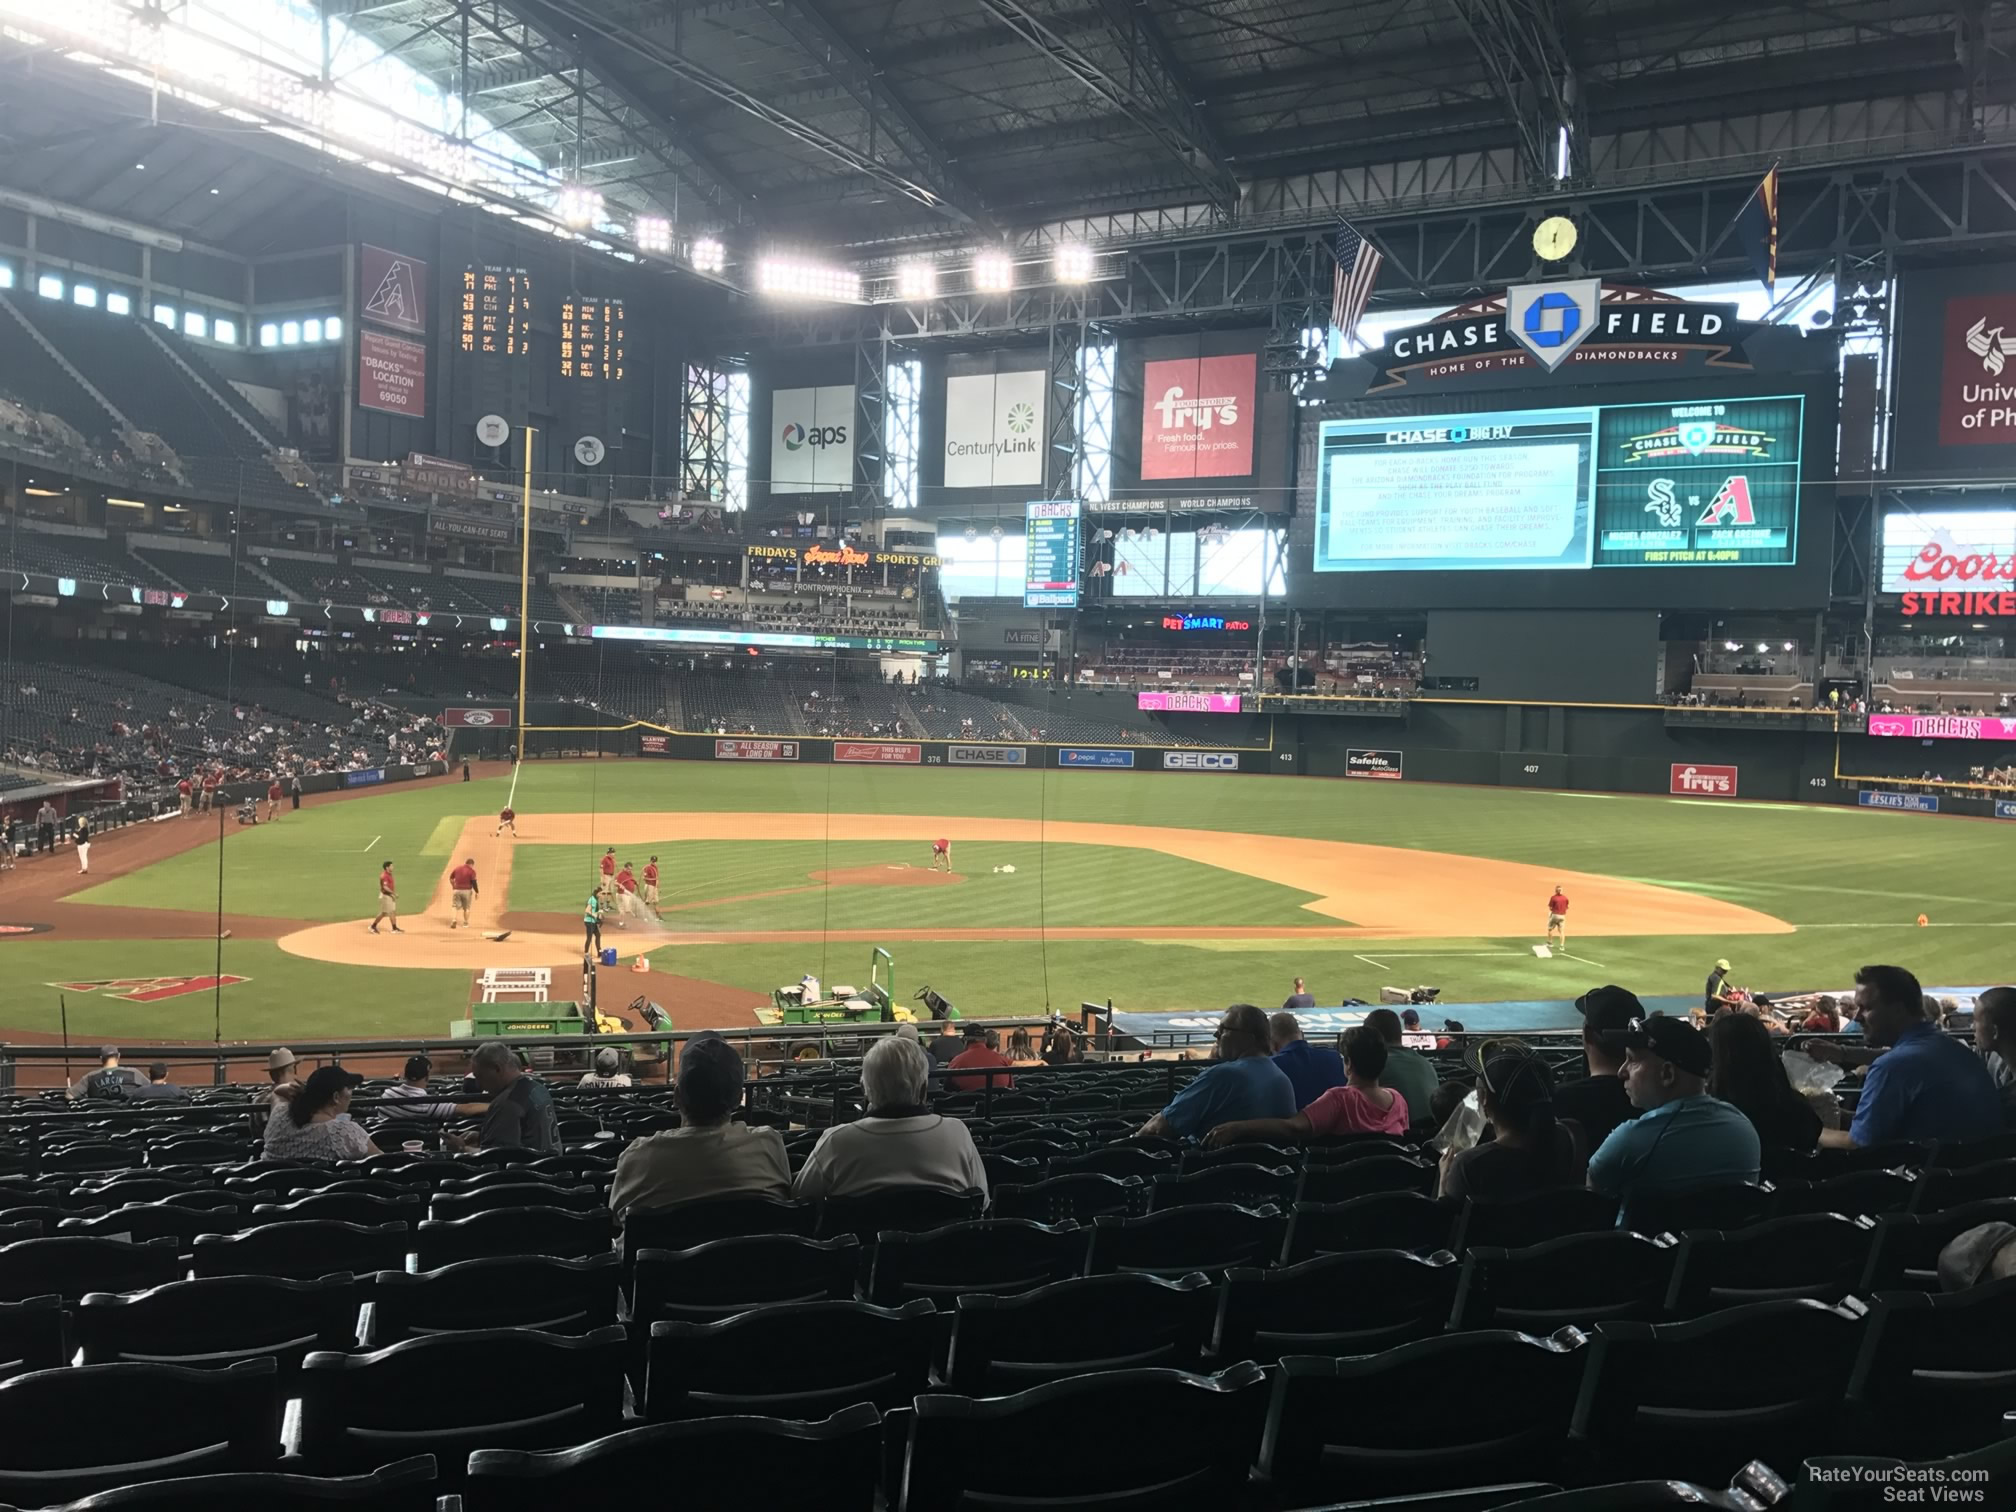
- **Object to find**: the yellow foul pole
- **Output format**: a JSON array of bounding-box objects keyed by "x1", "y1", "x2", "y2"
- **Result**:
[{"x1": 516, "y1": 427, "x2": 536, "y2": 764}]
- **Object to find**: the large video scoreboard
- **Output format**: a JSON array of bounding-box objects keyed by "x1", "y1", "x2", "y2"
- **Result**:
[{"x1": 1313, "y1": 394, "x2": 1804, "y2": 574}]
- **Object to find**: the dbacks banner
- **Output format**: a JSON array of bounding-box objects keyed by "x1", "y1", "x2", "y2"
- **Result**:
[
  {"x1": 1140, "y1": 354, "x2": 1256, "y2": 479},
  {"x1": 439, "y1": 707, "x2": 512, "y2": 728}
]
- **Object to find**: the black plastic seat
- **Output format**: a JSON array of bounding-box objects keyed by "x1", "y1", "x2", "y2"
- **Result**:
[
  {"x1": 1282, "y1": 1193, "x2": 1458, "y2": 1263},
  {"x1": 247, "y1": 1193, "x2": 427, "y2": 1228},
  {"x1": 75, "y1": 1275, "x2": 359, "y2": 1375},
  {"x1": 1450, "y1": 1231, "x2": 1677, "y2": 1332},
  {"x1": 1927, "y1": 1130, "x2": 2016, "y2": 1169},
  {"x1": 1180, "y1": 1143, "x2": 1301, "y2": 1172},
  {"x1": 1305, "y1": 1133, "x2": 1417, "y2": 1162},
  {"x1": 644, "y1": 1299, "x2": 935, "y2": 1422},
  {"x1": 54, "y1": 1200, "x2": 240, "y2": 1251},
  {"x1": 1259, "y1": 1331, "x2": 1590, "y2": 1503},
  {"x1": 1856, "y1": 1198, "x2": 2016, "y2": 1292},
  {"x1": 0, "y1": 1296, "x2": 65, "y2": 1381},
  {"x1": 1906, "y1": 1157, "x2": 2016, "y2": 1214},
  {"x1": 1845, "y1": 1274, "x2": 2016, "y2": 1460},
  {"x1": 618, "y1": 1195, "x2": 815, "y2": 1266},
  {"x1": 1772, "y1": 1170, "x2": 1916, "y2": 1219},
  {"x1": 1569, "y1": 1299, "x2": 1865, "y2": 1485},
  {"x1": 0, "y1": 1235, "x2": 180, "y2": 1303},
  {"x1": 993, "y1": 1173, "x2": 1145, "y2": 1224},
  {"x1": 220, "y1": 1167, "x2": 345, "y2": 1199},
  {"x1": 1214, "y1": 1249, "x2": 1459, "y2": 1363},
  {"x1": 192, "y1": 1222, "x2": 410, "y2": 1283},
  {"x1": 943, "y1": 1272, "x2": 1212, "y2": 1394},
  {"x1": 0, "y1": 1358, "x2": 282, "y2": 1503},
  {"x1": 1046, "y1": 1146, "x2": 1176, "y2": 1181},
  {"x1": 362, "y1": 1251, "x2": 617, "y2": 1344},
  {"x1": 1761, "y1": 1140, "x2": 1929, "y2": 1184},
  {"x1": 1625, "y1": 1181, "x2": 1775, "y2": 1237},
  {"x1": 1662, "y1": 1214, "x2": 1877, "y2": 1316},
  {"x1": 631, "y1": 1235, "x2": 859, "y2": 1324},
  {"x1": 866, "y1": 1219, "x2": 1088, "y2": 1308},
  {"x1": 413, "y1": 1206, "x2": 612, "y2": 1269},
  {"x1": 1087, "y1": 1203, "x2": 1286, "y2": 1278},
  {"x1": 73, "y1": 1175, "x2": 217, "y2": 1206},
  {"x1": 1149, "y1": 1164, "x2": 1300, "y2": 1212},
  {"x1": 298, "y1": 1325, "x2": 627, "y2": 1478},
  {"x1": 815, "y1": 1187, "x2": 986, "y2": 1243},
  {"x1": 0, "y1": 1454, "x2": 444, "y2": 1511},
  {"x1": 979, "y1": 1154, "x2": 1041, "y2": 1190},
  {"x1": 1294, "y1": 1155, "x2": 1438, "y2": 1204},
  {"x1": 429, "y1": 1183, "x2": 603, "y2": 1220},
  {"x1": 463, "y1": 1405, "x2": 882, "y2": 1512},
  {"x1": 899, "y1": 1363, "x2": 1269, "y2": 1512},
  {"x1": 1451, "y1": 1189, "x2": 1620, "y2": 1252}
]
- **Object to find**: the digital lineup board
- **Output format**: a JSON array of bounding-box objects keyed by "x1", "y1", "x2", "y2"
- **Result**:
[
  {"x1": 1314, "y1": 395, "x2": 1804, "y2": 573},
  {"x1": 1024, "y1": 500, "x2": 1082, "y2": 608}
]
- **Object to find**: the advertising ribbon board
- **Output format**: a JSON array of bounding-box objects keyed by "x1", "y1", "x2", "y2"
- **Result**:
[
  {"x1": 948, "y1": 745, "x2": 1028, "y2": 766},
  {"x1": 1670, "y1": 763, "x2": 1739, "y2": 796},
  {"x1": 834, "y1": 742, "x2": 922, "y2": 764},
  {"x1": 1346, "y1": 749, "x2": 1405, "y2": 779},
  {"x1": 715, "y1": 739, "x2": 800, "y2": 760},
  {"x1": 1058, "y1": 749, "x2": 1135, "y2": 768},
  {"x1": 440, "y1": 708, "x2": 513, "y2": 728},
  {"x1": 1858, "y1": 791, "x2": 1940, "y2": 812}
]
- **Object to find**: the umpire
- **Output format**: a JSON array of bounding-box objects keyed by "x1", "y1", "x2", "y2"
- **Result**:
[{"x1": 34, "y1": 800, "x2": 57, "y2": 856}]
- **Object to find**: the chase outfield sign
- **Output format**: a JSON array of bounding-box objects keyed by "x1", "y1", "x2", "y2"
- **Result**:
[{"x1": 1367, "y1": 283, "x2": 1757, "y2": 393}]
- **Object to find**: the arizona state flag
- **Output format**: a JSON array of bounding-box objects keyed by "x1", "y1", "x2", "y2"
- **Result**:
[{"x1": 1736, "y1": 165, "x2": 1780, "y2": 294}]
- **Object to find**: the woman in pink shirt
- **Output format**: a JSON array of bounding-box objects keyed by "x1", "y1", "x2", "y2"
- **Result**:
[{"x1": 1205, "y1": 1027, "x2": 1411, "y2": 1147}]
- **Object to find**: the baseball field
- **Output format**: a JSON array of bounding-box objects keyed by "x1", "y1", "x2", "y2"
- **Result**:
[{"x1": 1, "y1": 757, "x2": 2009, "y2": 1046}]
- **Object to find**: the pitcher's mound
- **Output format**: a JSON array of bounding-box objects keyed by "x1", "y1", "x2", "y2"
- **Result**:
[{"x1": 812, "y1": 866, "x2": 964, "y2": 889}]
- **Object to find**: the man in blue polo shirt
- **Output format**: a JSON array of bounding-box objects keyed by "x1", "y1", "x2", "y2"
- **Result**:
[
  {"x1": 1269, "y1": 1011, "x2": 1346, "y2": 1109},
  {"x1": 1586, "y1": 1014, "x2": 1760, "y2": 1229},
  {"x1": 1137, "y1": 1003, "x2": 1295, "y2": 1140},
  {"x1": 1818, "y1": 964, "x2": 2003, "y2": 1149}
]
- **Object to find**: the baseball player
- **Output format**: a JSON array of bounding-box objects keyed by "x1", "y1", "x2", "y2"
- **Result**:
[
  {"x1": 598, "y1": 846, "x2": 616, "y2": 903},
  {"x1": 448, "y1": 856, "x2": 479, "y2": 929},
  {"x1": 1546, "y1": 884, "x2": 1570, "y2": 948},
  {"x1": 931, "y1": 837, "x2": 951, "y2": 872},
  {"x1": 614, "y1": 862, "x2": 638, "y2": 927},
  {"x1": 370, "y1": 860, "x2": 403, "y2": 934},
  {"x1": 582, "y1": 891, "x2": 603, "y2": 954},
  {"x1": 642, "y1": 855, "x2": 661, "y2": 917},
  {"x1": 494, "y1": 805, "x2": 517, "y2": 837}
]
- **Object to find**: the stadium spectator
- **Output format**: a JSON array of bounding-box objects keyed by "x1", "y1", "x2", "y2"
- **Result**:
[
  {"x1": 1973, "y1": 986, "x2": 2016, "y2": 1126},
  {"x1": 69, "y1": 1046, "x2": 143, "y2": 1100},
  {"x1": 1587, "y1": 1015, "x2": 1760, "y2": 1228},
  {"x1": 255, "y1": 1047, "x2": 300, "y2": 1104},
  {"x1": 379, "y1": 1055, "x2": 457, "y2": 1125},
  {"x1": 1556, "y1": 986, "x2": 1642, "y2": 1147},
  {"x1": 1364, "y1": 1007, "x2": 1438, "y2": 1124},
  {"x1": 1818, "y1": 965, "x2": 2003, "y2": 1149},
  {"x1": 264, "y1": 1067, "x2": 377, "y2": 1161},
  {"x1": 447, "y1": 1041, "x2": 560, "y2": 1153},
  {"x1": 1042, "y1": 1024, "x2": 1084, "y2": 1065},
  {"x1": 577, "y1": 1047, "x2": 633, "y2": 1089},
  {"x1": 1269, "y1": 1011, "x2": 1345, "y2": 1109},
  {"x1": 1282, "y1": 976, "x2": 1316, "y2": 1011},
  {"x1": 1006, "y1": 1029, "x2": 1042, "y2": 1067},
  {"x1": 947, "y1": 1026, "x2": 1014, "y2": 1094},
  {"x1": 1207, "y1": 1025, "x2": 1409, "y2": 1145},
  {"x1": 1439, "y1": 1051, "x2": 1585, "y2": 1202},
  {"x1": 125, "y1": 1062, "x2": 185, "y2": 1103},
  {"x1": 1938, "y1": 1222, "x2": 2016, "y2": 1291},
  {"x1": 927, "y1": 1018, "x2": 964, "y2": 1068},
  {"x1": 610, "y1": 1036, "x2": 788, "y2": 1215},
  {"x1": 794, "y1": 1036, "x2": 987, "y2": 1200},
  {"x1": 1704, "y1": 957, "x2": 1740, "y2": 1015},
  {"x1": 1802, "y1": 995, "x2": 1843, "y2": 1033},
  {"x1": 1707, "y1": 1010, "x2": 1823, "y2": 1153},
  {"x1": 1136, "y1": 1004, "x2": 1294, "y2": 1140}
]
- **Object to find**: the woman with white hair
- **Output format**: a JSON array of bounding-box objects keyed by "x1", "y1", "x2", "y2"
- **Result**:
[{"x1": 792, "y1": 1035, "x2": 988, "y2": 1201}]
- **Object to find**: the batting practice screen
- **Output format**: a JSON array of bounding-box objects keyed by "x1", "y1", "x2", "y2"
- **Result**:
[{"x1": 1313, "y1": 393, "x2": 1804, "y2": 573}]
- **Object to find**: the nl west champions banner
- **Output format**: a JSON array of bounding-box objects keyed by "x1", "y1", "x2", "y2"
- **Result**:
[
  {"x1": 1140, "y1": 353, "x2": 1257, "y2": 479},
  {"x1": 944, "y1": 370, "x2": 1046, "y2": 488},
  {"x1": 770, "y1": 385, "x2": 855, "y2": 494}
]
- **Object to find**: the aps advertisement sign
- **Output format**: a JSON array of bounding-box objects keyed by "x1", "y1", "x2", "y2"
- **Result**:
[{"x1": 769, "y1": 385, "x2": 855, "y2": 494}]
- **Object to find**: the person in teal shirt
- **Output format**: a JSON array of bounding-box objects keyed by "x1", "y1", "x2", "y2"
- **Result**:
[
  {"x1": 583, "y1": 892, "x2": 603, "y2": 954},
  {"x1": 1137, "y1": 1004, "x2": 1295, "y2": 1140},
  {"x1": 1586, "y1": 1014, "x2": 1760, "y2": 1229}
]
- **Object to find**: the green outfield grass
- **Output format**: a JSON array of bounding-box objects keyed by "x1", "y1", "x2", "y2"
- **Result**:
[{"x1": 0, "y1": 759, "x2": 2009, "y2": 1038}]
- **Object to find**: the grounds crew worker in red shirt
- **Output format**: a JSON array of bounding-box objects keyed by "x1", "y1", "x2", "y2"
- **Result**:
[
  {"x1": 614, "y1": 863, "x2": 639, "y2": 926},
  {"x1": 1546, "y1": 885, "x2": 1570, "y2": 948},
  {"x1": 642, "y1": 856, "x2": 661, "y2": 917},
  {"x1": 177, "y1": 777, "x2": 192, "y2": 817},
  {"x1": 599, "y1": 846, "x2": 617, "y2": 902},
  {"x1": 266, "y1": 778, "x2": 284, "y2": 822},
  {"x1": 371, "y1": 860, "x2": 402, "y2": 934},
  {"x1": 448, "y1": 857, "x2": 479, "y2": 929}
]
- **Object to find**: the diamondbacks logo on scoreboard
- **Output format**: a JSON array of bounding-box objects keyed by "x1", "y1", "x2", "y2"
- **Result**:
[{"x1": 360, "y1": 245, "x2": 427, "y2": 335}]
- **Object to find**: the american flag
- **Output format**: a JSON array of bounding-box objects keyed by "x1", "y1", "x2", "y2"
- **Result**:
[{"x1": 1330, "y1": 220, "x2": 1383, "y2": 349}]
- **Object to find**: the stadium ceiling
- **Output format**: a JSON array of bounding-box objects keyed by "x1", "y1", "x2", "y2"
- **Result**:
[
  {"x1": 0, "y1": 0, "x2": 2009, "y2": 269},
  {"x1": 329, "y1": 0, "x2": 2013, "y2": 256}
]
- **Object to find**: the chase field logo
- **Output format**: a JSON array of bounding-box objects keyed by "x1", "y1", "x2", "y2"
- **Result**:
[
  {"x1": 53, "y1": 975, "x2": 249, "y2": 1002},
  {"x1": 1508, "y1": 280, "x2": 1600, "y2": 371}
]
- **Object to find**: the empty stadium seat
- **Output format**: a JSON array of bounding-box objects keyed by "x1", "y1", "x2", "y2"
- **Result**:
[
  {"x1": 412, "y1": 1206, "x2": 611, "y2": 1269},
  {"x1": 1844, "y1": 1274, "x2": 2016, "y2": 1460},
  {"x1": 0, "y1": 1297, "x2": 65, "y2": 1381},
  {"x1": 0, "y1": 1234, "x2": 180, "y2": 1303},
  {"x1": 367, "y1": 1252, "x2": 620, "y2": 1344},
  {"x1": 1150, "y1": 1163, "x2": 1300, "y2": 1212},
  {"x1": 942, "y1": 1272, "x2": 1214, "y2": 1394},
  {"x1": 1451, "y1": 1189, "x2": 1621, "y2": 1252},
  {"x1": 193, "y1": 1222, "x2": 409, "y2": 1283},
  {"x1": 1087, "y1": 1203, "x2": 1286, "y2": 1278},
  {"x1": 643, "y1": 1299, "x2": 935, "y2": 1422},
  {"x1": 815, "y1": 1187, "x2": 985, "y2": 1243},
  {"x1": 1214, "y1": 1249, "x2": 1459, "y2": 1362},
  {"x1": 1449, "y1": 1230, "x2": 1677, "y2": 1332},
  {"x1": 75, "y1": 1274, "x2": 359, "y2": 1375},
  {"x1": 1662, "y1": 1214, "x2": 1877, "y2": 1316},
  {"x1": 993, "y1": 1173, "x2": 1146, "y2": 1223},
  {"x1": 630, "y1": 1235, "x2": 859, "y2": 1325},
  {"x1": 1855, "y1": 1198, "x2": 2016, "y2": 1292},
  {"x1": 865, "y1": 1219, "x2": 1089, "y2": 1308},
  {"x1": 617, "y1": 1195, "x2": 815, "y2": 1263},
  {"x1": 1283, "y1": 1193, "x2": 1459, "y2": 1263}
]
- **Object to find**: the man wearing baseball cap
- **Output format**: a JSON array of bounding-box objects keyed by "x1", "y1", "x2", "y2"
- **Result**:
[
  {"x1": 1586, "y1": 1011, "x2": 1760, "y2": 1230},
  {"x1": 1558, "y1": 986, "x2": 1645, "y2": 1149}
]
